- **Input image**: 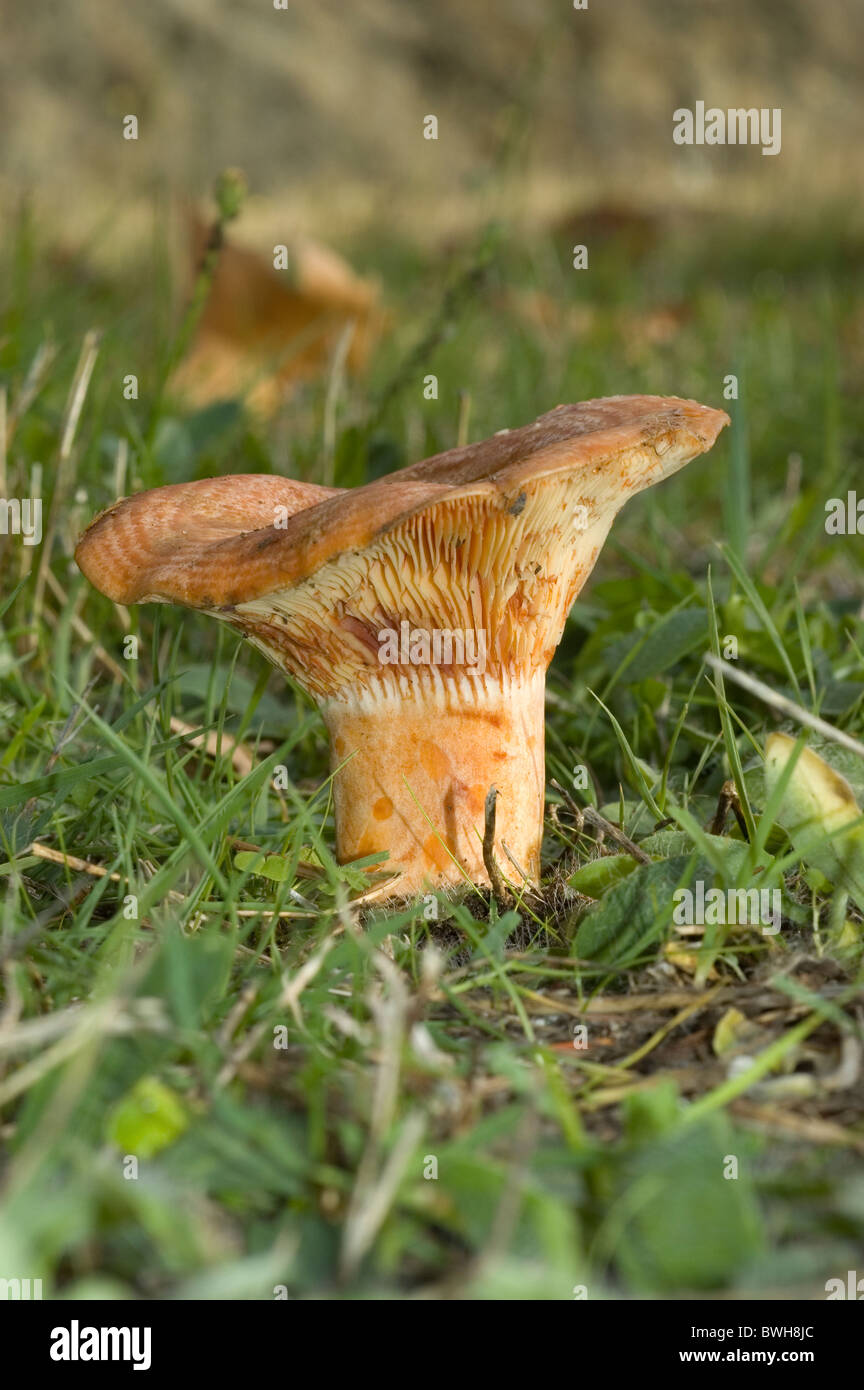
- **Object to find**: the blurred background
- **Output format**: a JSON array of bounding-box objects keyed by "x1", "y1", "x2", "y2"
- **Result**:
[{"x1": 3, "y1": 0, "x2": 863, "y2": 256}]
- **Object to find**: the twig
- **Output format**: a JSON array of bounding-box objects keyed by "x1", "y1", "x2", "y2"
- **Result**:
[
  {"x1": 730, "y1": 1098, "x2": 864, "y2": 1155},
  {"x1": 25, "y1": 843, "x2": 122, "y2": 881},
  {"x1": 500, "y1": 840, "x2": 536, "y2": 890},
  {"x1": 704, "y1": 652, "x2": 864, "y2": 761},
  {"x1": 550, "y1": 779, "x2": 651, "y2": 864},
  {"x1": 483, "y1": 786, "x2": 511, "y2": 909},
  {"x1": 709, "y1": 778, "x2": 749, "y2": 838}
]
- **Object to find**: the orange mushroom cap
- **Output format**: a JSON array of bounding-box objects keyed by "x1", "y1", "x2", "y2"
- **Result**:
[{"x1": 77, "y1": 394, "x2": 727, "y2": 618}]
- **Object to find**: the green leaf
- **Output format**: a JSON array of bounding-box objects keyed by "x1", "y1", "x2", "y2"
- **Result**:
[
  {"x1": 567, "y1": 854, "x2": 637, "y2": 898},
  {"x1": 625, "y1": 608, "x2": 708, "y2": 681},
  {"x1": 574, "y1": 855, "x2": 697, "y2": 965},
  {"x1": 107, "y1": 1077, "x2": 189, "y2": 1159},
  {"x1": 614, "y1": 1110, "x2": 764, "y2": 1291},
  {"x1": 234, "y1": 850, "x2": 293, "y2": 883}
]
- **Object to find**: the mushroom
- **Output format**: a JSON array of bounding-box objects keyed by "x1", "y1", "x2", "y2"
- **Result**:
[
  {"x1": 76, "y1": 395, "x2": 728, "y2": 896},
  {"x1": 170, "y1": 216, "x2": 385, "y2": 416}
]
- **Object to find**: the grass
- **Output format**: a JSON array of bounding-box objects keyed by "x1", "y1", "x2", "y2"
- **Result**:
[{"x1": 1, "y1": 198, "x2": 863, "y2": 1300}]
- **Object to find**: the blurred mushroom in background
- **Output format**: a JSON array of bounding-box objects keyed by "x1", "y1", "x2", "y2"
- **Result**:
[{"x1": 169, "y1": 209, "x2": 387, "y2": 417}]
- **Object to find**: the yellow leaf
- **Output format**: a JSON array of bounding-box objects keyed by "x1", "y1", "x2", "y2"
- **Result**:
[
  {"x1": 764, "y1": 735, "x2": 864, "y2": 910},
  {"x1": 712, "y1": 1006, "x2": 752, "y2": 1057}
]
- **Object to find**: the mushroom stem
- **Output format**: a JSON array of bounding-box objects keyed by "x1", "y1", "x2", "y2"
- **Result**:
[{"x1": 321, "y1": 669, "x2": 546, "y2": 893}]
